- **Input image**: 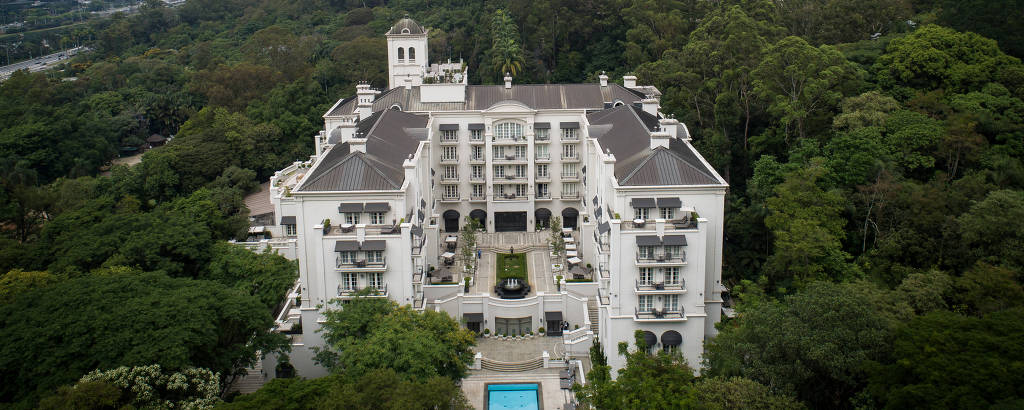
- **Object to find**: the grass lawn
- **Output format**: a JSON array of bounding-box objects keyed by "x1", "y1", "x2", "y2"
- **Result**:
[{"x1": 496, "y1": 253, "x2": 528, "y2": 283}]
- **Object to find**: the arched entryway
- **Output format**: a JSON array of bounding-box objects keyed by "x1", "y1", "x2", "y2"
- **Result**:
[
  {"x1": 469, "y1": 209, "x2": 487, "y2": 229},
  {"x1": 535, "y1": 208, "x2": 552, "y2": 229},
  {"x1": 443, "y1": 210, "x2": 460, "y2": 233},
  {"x1": 562, "y1": 207, "x2": 579, "y2": 230}
]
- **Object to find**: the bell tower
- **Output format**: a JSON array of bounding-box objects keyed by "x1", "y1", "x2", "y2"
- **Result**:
[{"x1": 385, "y1": 16, "x2": 428, "y2": 89}]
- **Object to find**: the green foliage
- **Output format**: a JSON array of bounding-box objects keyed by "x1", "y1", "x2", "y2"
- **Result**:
[
  {"x1": 220, "y1": 369, "x2": 471, "y2": 410},
  {"x1": 0, "y1": 272, "x2": 285, "y2": 405},
  {"x1": 0, "y1": 269, "x2": 60, "y2": 304},
  {"x1": 705, "y1": 281, "x2": 912, "y2": 408},
  {"x1": 42, "y1": 365, "x2": 221, "y2": 410},
  {"x1": 957, "y1": 190, "x2": 1024, "y2": 268},
  {"x1": 576, "y1": 331, "x2": 699, "y2": 409},
  {"x1": 315, "y1": 297, "x2": 475, "y2": 382},
  {"x1": 488, "y1": 10, "x2": 525, "y2": 79},
  {"x1": 694, "y1": 377, "x2": 805, "y2": 410},
  {"x1": 865, "y1": 308, "x2": 1024, "y2": 409}
]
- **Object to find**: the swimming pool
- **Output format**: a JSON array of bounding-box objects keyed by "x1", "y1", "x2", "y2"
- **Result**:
[{"x1": 487, "y1": 383, "x2": 540, "y2": 410}]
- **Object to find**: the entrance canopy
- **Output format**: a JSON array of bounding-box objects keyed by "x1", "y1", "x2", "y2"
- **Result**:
[{"x1": 463, "y1": 313, "x2": 484, "y2": 323}]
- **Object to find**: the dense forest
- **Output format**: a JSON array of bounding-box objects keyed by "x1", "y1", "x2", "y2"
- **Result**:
[{"x1": 1, "y1": 0, "x2": 1023, "y2": 408}]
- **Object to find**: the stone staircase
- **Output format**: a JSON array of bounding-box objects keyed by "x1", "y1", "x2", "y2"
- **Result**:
[
  {"x1": 227, "y1": 360, "x2": 266, "y2": 395},
  {"x1": 587, "y1": 299, "x2": 599, "y2": 336},
  {"x1": 480, "y1": 357, "x2": 545, "y2": 372}
]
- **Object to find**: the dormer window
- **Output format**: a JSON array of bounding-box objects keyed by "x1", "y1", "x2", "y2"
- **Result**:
[{"x1": 402, "y1": 28, "x2": 410, "y2": 34}]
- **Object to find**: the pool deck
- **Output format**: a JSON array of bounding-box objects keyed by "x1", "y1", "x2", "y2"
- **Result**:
[{"x1": 463, "y1": 368, "x2": 572, "y2": 410}]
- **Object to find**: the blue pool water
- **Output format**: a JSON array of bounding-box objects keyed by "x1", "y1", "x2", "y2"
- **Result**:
[{"x1": 488, "y1": 383, "x2": 539, "y2": 410}]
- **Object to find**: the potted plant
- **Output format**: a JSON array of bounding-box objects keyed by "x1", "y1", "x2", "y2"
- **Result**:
[
  {"x1": 538, "y1": 327, "x2": 545, "y2": 335},
  {"x1": 483, "y1": 328, "x2": 490, "y2": 338},
  {"x1": 322, "y1": 218, "x2": 331, "y2": 233},
  {"x1": 463, "y1": 277, "x2": 471, "y2": 293},
  {"x1": 556, "y1": 275, "x2": 563, "y2": 292}
]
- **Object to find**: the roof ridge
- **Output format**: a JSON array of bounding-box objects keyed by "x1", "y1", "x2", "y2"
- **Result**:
[
  {"x1": 619, "y1": 147, "x2": 663, "y2": 184},
  {"x1": 300, "y1": 147, "x2": 355, "y2": 189},
  {"x1": 356, "y1": 152, "x2": 402, "y2": 189}
]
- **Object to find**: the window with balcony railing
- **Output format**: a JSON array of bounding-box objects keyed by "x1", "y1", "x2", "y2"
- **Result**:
[
  {"x1": 562, "y1": 144, "x2": 577, "y2": 159},
  {"x1": 639, "y1": 268, "x2": 654, "y2": 286},
  {"x1": 441, "y1": 146, "x2": 458, "y2": 161},
  {"x1": 441, "y1": 129, "x2": 458, "y2": 142},
  {"x1": 561, "y1": 128, "x2": 578, "y2": 140},
  {"x1": 471, "y1": 146, "x2": 484, "y2": 161},
  {"x1": 444, "y1": 185, "x2": 459, "y2": 200},
  {"x1": 638, "y1": 294, "x2": 654, "y2": 312},
  {"x1": 470, "y1": 129, "x2": 483, "y2": 141},
  {"x1": 342, "y1": 273, "x2": 357, "y2": 291},
  {"x1": 472, "y1": 184, "x2": 485, "y2": 199},
  {"x1": 535, "y1": 128, "x2": 549, "y2": 141},
  {"x1": 664, "y1": 267, "x2": 680, "y2": 286},
  {"x1": 537, "y1": 183, "x2": 549, "y2": 198},
  {"x1": 495, "y1": 122, "x2": 524, "y2": 140}
]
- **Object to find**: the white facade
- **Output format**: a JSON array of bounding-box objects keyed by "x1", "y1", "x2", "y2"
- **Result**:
[{"x1": 262, "y1": 18, "x2": 728, "y2": 379}]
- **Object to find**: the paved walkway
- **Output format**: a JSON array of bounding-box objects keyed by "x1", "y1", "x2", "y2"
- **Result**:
[
  {"x1": 474, "y1": 335, "x2": 566, "y2": 362},
  {"x1": 469, "y1": 232, "x2": 558, "y2": 297}
]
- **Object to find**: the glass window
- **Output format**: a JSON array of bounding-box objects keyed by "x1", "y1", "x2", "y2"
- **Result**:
[
  {"x1": 639, "y1": 246, "x2": 655, "y2": 258},
  {"x1": 635, "y1": 207, "x2": 649, "y2": 220},
  {"x1": 664, "y1": 267, "x2": 680, "y2": 285},
  {"x1": 562, "y1": 163, "x2": 577, "y2": 178},
  {"x1": 639, "y1": 268, "x2": 653, "y2": 285},
  {"x1": 494, "y1": 165, "x2": 505, "y2": 178},
  {"x1": 285, "y1": 224, "x2": 297, "y2": 236},
  {"x1": 665, "y1": 294, "x2": 679, "y2": 312},
  {"x1": 515, "y1": 146, "x2": 527, "y2": 158},
  {"x1": 397, "y1": 47, "x2": 404, "y2": 61},
  {"x1": 563, "y1": 183, "x2": 578, "y2": 196},
  {"x1": 494, "y1": 122, "x2": 524, "y2": 140},
  {"x1": 536, "y1": 128, "x2": 549, "y2": 140},
  {"x1": 471, "y1": 165, "x2": 483, "y2": 179},
  {"x1": 345, "y1": 212, "x2": 360, "y2": 225},
  {"x1": 444, "y1": 165, "x2": 458, "y2": 179},
  {"x1": 368, "y1": 273, "x2": 383, "y2": 290},
  {"x1": 370, "y1": 212, "x2": 385, "y2": 225},
  {"x1": 664, "y1": 245, "x2": 681, "y2": 258},
  {"x1": 537, "y1": 183, "x2": 548, "y2": 198},
  {"x1": 441, "y1": 129, "x2": 458, "y2": 141},
  {"x1": 660, "y1": 208, "x2": 675, "y2": 219},
  {"x1": 444, "y1": 185, "x2": 459, "y2": 199},
  {"x1": 562, "y1": 144, "x2": 577, "y2": 159},
  {"x1": 339, "y1": 251, "x2": 355, "y2": 264},
  {"x1": 536, "y1": 145, "x2": 549, "y2": 159},
  {"x1": 442, "y1": 146, "x2": 457, "y2": 160},
  {"x1": 408, "y1": 47, "x2": 415, "y2": 61},
  {"x1": 493, "y1": 146, "x2": 502, "y2": 158},
  {"x1": 343, "y1": 273, "x2": 357, "y2": 291},
  {"x1": 367, "y1": 251, "x2": 384, "y2": 263},
  {"x1": 639, "y1": 295, "x2": 653, "y2": 312},
  {"x1": 516, "y1": 184, "x2": 527, "y2": 197},
  {"x1": 515, "y1": 165, "x2": 526, "y2": 177},
  {"x1": 561, "y1": 128, "x2": 578, "y2": 140},
  {"x1": 471, "y1": 129, "x2": 483, "y2": 140},
  {"x1": 472, "y1": 146, "x2": 483, "y2": 160},
  {"x1": 473, "y1": 184, "x2": 484, "y2": 198},
  {"x1": 537, "y1": 164, "x2": 548, "y2": 177}
]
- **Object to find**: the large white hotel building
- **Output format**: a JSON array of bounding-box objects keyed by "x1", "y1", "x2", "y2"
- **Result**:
[{"x1": 259, "y1": 17, "x2": 728, "y2": 378}]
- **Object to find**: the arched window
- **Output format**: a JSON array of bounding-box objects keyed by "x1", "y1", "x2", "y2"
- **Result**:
[
  {"x1": 494, "y1": 121, "x2": 524, "y2": 140},
  {"x1": 613, "y1": 100, "x2": 625, "y2": 107},
  {"x1": 408, "y1": 47, "x2": 416, "y2": 61},
  {"x1": 397, "y1": 47, "x2": 405, "y2": 61},
  {"x1": 401, "y1": 28, "x2": 410, "y2": 34}
]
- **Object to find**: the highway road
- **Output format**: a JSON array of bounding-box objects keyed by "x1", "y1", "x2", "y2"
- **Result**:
[{"x1": 0, "y1": 46, "x2": 87, "y2": 81}]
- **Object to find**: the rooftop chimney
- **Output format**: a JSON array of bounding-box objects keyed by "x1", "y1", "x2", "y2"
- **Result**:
[
  {"x1": 504, "y1": 73, "x2": 512, "y2": 89},
  {"x1": 658, "y1": 116, "x2": 679, "y2": 139},
  {"x1": 650, "y1": 129, "x2": 671, "y2": 150},
  {"x1": 599, "y1": 71, "x2": 608, "y2": 87},
  {"x1": 349, "y1": 131, "x2": 367, "y2": 153},
  {"x1": 623, "y1": 75, "x2": 637, "y2": 89},
  {"x1": 641, "y1": 96, "x2": 660, "y2": 117},
  {"x1": 356, "y1": 81, "x2": 377, "y2": 120}
]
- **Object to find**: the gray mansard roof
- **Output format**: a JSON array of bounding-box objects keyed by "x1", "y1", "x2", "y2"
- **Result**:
[
  {"x1": 588, "y1": 105, "x2": 722, "y2": 186},
  {"x1": 326, "y1": 83, "x2": 649, "y2": 116},
  {"x1": 298, "y1": 110, "x2": 427, "y2": 192}
]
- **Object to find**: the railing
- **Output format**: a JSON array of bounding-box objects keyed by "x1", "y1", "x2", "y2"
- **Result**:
[
  {"x1": 635, "y1": 251, "x2": 686, "y2": 264},
  {"x1": 471, "y1": 174, "x2": 485, "y2": 181},
  {"x1": 441, "y1": 174, "x2": 459, "y2": 181},
  {"x1": 440, "y1": 136, "x2": 459, "y2": 144},
  {"x1": 561, "y1": 154, "x2": 579, "y2": 161},
  {"x1": 561, "y1": 192, "x2": 580, "y2": 200},
  {"x1": 536, "y1": 153, "x2": 550, "y2": 160},
  {"x1": 376, "y1": 224, "x2": 401, "y2": 235},
  {"x1": 635, "y1": 279, "x2": 685, "y2": 291},
  {"x1": 338, "y1": 283, "x2": 388, "y2": 298},
  {"x1": 536, "y1": 193, "x2": 550, "y2": 199},
  {"x1": 535, "y1": 132, "x2": 550, "y2": 141},
  {"x1": 440, "y1": 156, "x2": 458, "y2": 163},
  {"x1": 471, "y1": 194, "x2": 486, "y2": 201},
  {"x1": 560, "y1": 173, "x2": 579, "y2": 179},
  {"x1": 625, "y1": 218, "x2": 698, "y2": 230},
  {"x1": 470, "y1": 155, "x2": 485, "y2": 162},
  {"x1": 635, "y1": 307, "x2": 684, "y2": 320},
  {"x1": 337, "y1": 256, "x2": 387, "y2": 269},
  {"x1": 497, "y1": 193, "x2": 526, "y2": 200},
  {"x1": 536, "y1": 173, "x2": 550, "y2": 180},
  {"x1": 598, "y1": 288, "x2": 611, "y2": 305},
  {"x1": 561, "y1": 132, "x2": 579, "y2": 141}
]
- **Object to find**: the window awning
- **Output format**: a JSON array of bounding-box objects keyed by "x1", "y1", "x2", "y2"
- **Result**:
[
  {"x1": 636, "y1": 235, "x2": 661, "y2": 246},
  {"x1": 463, "y1": 313, "x2": 484, "y2": 322},
  {"x1": 630, "y1": 198, "x2": 656, "y2": 208},
  {"x1": 661, "y1": 330, "x2": 682, "y2": 346},
  {"x1": 562, "y1": 208, "x2": 579, "y2": 217},
  {"x1": 534, "y1": 122, "x2": 551, "y2": 129},
  {"x1": 468, "y1": 123, "x2": 485, "y2": 130},
  {"x1": 642, "y1": 331, "x2": 658, "y2": 347},
  {"x1": 598, "y1": 221, "x2": 611, "y2": 234},
  {"x1": 335, "y1": 240, "x2": 360, "y2": 251},
  {"x1": 536, "y1": 208, "x2": 552, "y2": 218},
  {"x1": 560, "y1": 122, "x2": 580, "y2": 129},
  {"x1": 364, "y1": 202, "x2": 391, "y2": 212},
  {"x1": 339, "y1": 203, "x2": 364, "y2": 213},
  {"x1": 545, "y1": 311, "x2": 563, "y2": 322},
  {"x1": 656, "y1": 197, "x2": 682, "y2": 208},
  {"x1": 662, "y1": 235, "x2": 687, "y2": 246},
  {"x1": 280, "y1": 216, "x2": 296, "y2": 225},
  {"x1": 439, "y1": 124, "x2": 460, "y2": 131},
  {"x1": 361, "y1": 240, "x2": 386, "y2": 251}
]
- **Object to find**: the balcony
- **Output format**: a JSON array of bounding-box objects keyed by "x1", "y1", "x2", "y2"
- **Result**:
[
  {"x1": 503, "y1": 174, "x2": 527, "y2": 182},
  {"x1": 337, "y1": 256, "x2": 388, "y2": 271},
  {"x1": 337, "y1": 283, "x2": 389, "y2": 299},
  {"x1": 635, "y1": 307, "x2": 685, "y2": 321},
  {"x1": 625, "y1": 218, "x2": 699, "y2": 231},
  {"x1": 470, "y1": 174, "x2": 486, "y2": 182},
  {"x1": 440, "y1": 137, "x2": 460, "y2": 145},
  {"x1": 635, "y1": 279, "x2": 686, "y2": 293},
  {"x1": 561, "y1": 154, "x2": 580, "y2": 162},
  {"x1": 495, "y1": 153, "x2": 528, "y2": 163},
  {"x1": 470, "y1": 155, "x2": 486, "y2": 164},
  {"x1": 561, "y1": 132, "x2": 579, "y2": 141},
  {"x1": 535, "y1": 192, "x2": 551, "y2": 200},
  {"x1": 440, "y1": 175, "x2": 460, "y2": 183},
  {"x1": 561, "y1": 192, "x2": 580, "y2": 200},
  {"x1": 535, "y1": 153, "x2": 551, "y2": 162},
  {"x1": 440, "y1": 156, "x2": 458, "y2": 164},
  {"x1": 560, "y1": 173, "x2": 579, "y2": 181},
  {"x1": 536, "y1": 173, "x2": 551, "y2": 182},
  {"x1": 492, "y1": 136, "x2": 528, "y2": 145},
  {"x1": 470, "y1": 193, "x2": 486, "y2": 202},
  {"x1": 496, "y1": 192, "x2": 527, "y2": 201},
  {"x1": 441, "y1": 195, "x2": 461, "y2": 203},
  {"x1": 635, "y1": 251, "x2": 687, "y2": 266}
]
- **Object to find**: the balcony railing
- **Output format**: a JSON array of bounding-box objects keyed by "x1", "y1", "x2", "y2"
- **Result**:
[
  {"x1": 441, "y1": 174, "x2": 459, "y2": 181},
  {"x1": 497, "y1": 193, "x2": 526, "y2": 200},
  {"x1": 470, "y1": 155, "x2": 485, "y2": 162},
  {"x1": 635, "y1": 251, "x2": 686, "y2": 264},
  {"x1": 504, "y1": 174, "x2": 527, "y2": 181},
  {"x1": 440, "y1": 137, "x2": 459, "y2": 144},
  {"x1": 338, "y1": 283, "x2": 389, "y2": 298},
  {"x1": 470, "y1": 174, "x2": 485, "y2": 181},
  {"x1": 561, "y1": 192, "x2": 580, "y2": 200},
  {"x1": 625, "y1": 218, "x2": 699, "y2": 231},
  {"x1": 560, "y1": 173, "x2": 579, "y2": 180},
  {"x1": 561, "y1": 132, "x2": 579, "y2": 141},
  {"x1": 635, "y1": 279, "x2": 685, "y2": 291},
  {"x1": 337, "y1": 256, "x2": 387, "y2": 269},
  {"x1": 470, "y1": 193, "x2": 486, "y2": 201},
  {"x1": 635, "y1": 307, "x2": 684, "y2": 320},
  {"x1": 536, "y1": 153, "x2": 551, "y2": 161},
  {"x1": 440, "y1": 156, "x2": 458, "y2": 163},
  {"x1": 536, "y1": 192, "x2": 551, "y2": 199},
  {"x1": 561, "y1": 154, "x2": 580, "y2": 161}
]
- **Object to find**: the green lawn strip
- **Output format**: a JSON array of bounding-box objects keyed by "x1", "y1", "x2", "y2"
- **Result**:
[{"x1": 496, "y1": 253, "x2": 528, "y2": 284}]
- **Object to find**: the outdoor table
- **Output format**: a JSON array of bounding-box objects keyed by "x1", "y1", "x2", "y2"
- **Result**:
[
  {"x1": 565, "y1": 243, "x2": 577, "y2": 250},
  {"x1": 566, "y1": 250, "x2": 578, "y2": 257},
  {"x1": 567, "y1": 257, "x2": 582, "y2": 265}
]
